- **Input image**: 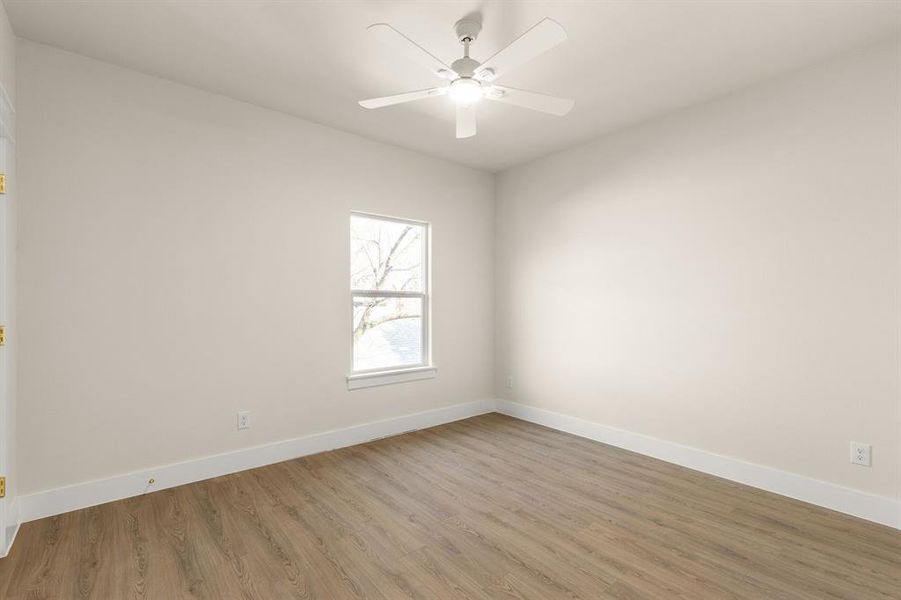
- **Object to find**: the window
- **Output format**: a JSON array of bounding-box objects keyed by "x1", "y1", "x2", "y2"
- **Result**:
[{"x1": 348, "y1": 213, "x2": 434, "y2": 388}]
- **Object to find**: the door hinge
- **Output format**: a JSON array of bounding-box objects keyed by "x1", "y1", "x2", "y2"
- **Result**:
[
  {"x1": 0, "y1": 173, "x2": 5, "y2": 194},
  {"x1": 0, "y1": 477, "x2": 5, "y2": 498},
  {"x1": 0, "y1": 325, "x2": 5, "y2": 346}
]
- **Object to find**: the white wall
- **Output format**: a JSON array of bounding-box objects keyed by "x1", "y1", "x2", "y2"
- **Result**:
[
  {"x1": 496, "y1": 39, "x2": 900, "y2": 502},
  {"x1": 16, "y1": 41, "x2": 494, "y2": 496}
]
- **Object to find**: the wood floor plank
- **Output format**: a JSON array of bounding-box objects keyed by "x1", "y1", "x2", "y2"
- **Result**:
[{"x1": 2, "y1": 414, "x2": 898, "y2": 599}]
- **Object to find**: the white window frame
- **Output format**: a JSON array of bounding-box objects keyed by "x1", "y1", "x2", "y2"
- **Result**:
[{"x1": 347, "y1": 212, "x2": 435, "y2": 389}]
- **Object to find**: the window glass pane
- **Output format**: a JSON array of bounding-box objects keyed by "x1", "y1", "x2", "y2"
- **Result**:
[
  {"x1": 353, "y1": 296, "x2": 423, "y2": 371},
  {"x1": 351, "y1": 215, "x2": 424, "y2": 292}
]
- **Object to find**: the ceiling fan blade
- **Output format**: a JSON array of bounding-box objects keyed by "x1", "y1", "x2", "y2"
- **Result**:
[
  {"x1": 486, "y1": 86, "x2": 574, "y2": 116},
  {"x1": 474, "y1": 18, "x2": 567, "y2": 81},
  {"x1": 368, "y1": 23, "x2": 456, "y2": 78},
  {"x1": 456, "y1": 104, "x2": 477, "y2": 139},
  {"x1": 359, "y1": 87, "x2": 447, "y2": 109}
]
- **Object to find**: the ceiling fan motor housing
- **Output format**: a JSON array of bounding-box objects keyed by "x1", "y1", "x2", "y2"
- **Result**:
[
  {"x1": 454, "y1": 18, "x2": 482, "y2": 43},
  {"x1": 451, "y1": 56, "x2": 480, "y2": 77}
]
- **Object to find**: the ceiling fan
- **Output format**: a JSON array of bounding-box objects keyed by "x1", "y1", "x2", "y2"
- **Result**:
[{"x1": 358, "y1": 17, "x2": 574, "y2": 139}]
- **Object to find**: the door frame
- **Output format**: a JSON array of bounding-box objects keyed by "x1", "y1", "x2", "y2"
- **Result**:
[{"x1": 0, "y1": 81, "x2": 15, "y2": 558}]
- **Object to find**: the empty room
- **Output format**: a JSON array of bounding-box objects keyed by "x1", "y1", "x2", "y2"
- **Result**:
[{"x1": 0, "y1": 0, "x2": 899, "y2": 598}]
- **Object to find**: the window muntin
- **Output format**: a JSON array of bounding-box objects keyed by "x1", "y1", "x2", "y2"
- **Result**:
[{"x1": 350, "y1": 213, "x2": 429, "y2": 374}]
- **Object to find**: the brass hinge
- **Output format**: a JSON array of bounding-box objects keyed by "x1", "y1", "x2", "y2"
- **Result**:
[
  {"x1": 0, "y1": 325, "x2": 5, "y2": 346},
  {"x1": 0, "y1": 173, "x2": 5, "y2": 194},
  {"x1": 0, "y1": 477, "x2": 5, "y2": 498}
]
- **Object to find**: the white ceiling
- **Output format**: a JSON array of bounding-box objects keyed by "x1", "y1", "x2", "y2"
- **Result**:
[{"x1": 4, "y1": 1, "x2": 900, "y2": 171}]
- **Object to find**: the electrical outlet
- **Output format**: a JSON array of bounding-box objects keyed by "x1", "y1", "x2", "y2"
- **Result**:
[
  {"x1": 237, "y1": 411, "x2": 251, "y2": 430},
  {"x1": 850, "y1": 442, "x2": 871, "y2": 467},
  {"x1": 505, "y1": 375, "x2": 514, "y2": 390}
]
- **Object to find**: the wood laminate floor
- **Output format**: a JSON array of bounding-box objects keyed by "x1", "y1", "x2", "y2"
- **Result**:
[{"x1": 1, "y1": 413, "x2": 899, "y2": 599}]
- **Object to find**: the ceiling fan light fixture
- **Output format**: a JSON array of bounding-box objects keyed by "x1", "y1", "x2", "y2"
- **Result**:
[
  {"x1": 359, "y1": 18, "x2": 573, "y2": 138},
  {"x1": 448, "y1": 77, "x2": 483, "y2": 105}
]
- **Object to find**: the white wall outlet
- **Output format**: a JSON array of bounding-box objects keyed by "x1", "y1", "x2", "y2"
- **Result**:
[
  {"x1": 505, "y1": 375, "x2": 514, "y2": 390},
  {"x1": 237, "y1": 410, "x2": 251, "y2": 430},
  {"x1": 850, "y1": 442, "x2": 871, "y2": 467}
]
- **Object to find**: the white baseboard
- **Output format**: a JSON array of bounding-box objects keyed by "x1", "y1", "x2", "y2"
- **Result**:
[
  {"x1": 497, "y1": 400, "x2": 901, "y2": 530},
  {"x1": 14, "y1": 397, "x2": 899, "y2": 547},
  {"x1": 17, "y1": 399, "x2": 495, "y2": 526}
]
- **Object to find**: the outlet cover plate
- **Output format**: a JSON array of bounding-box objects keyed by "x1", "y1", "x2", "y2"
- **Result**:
[{"x1": 850, "y1": 442, "x2": 871, "y2": 467}]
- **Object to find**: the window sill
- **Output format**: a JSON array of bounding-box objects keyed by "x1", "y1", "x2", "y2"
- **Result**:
[{"x1": 346, "y1": 366, "x2": 437, "y2": 390}]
